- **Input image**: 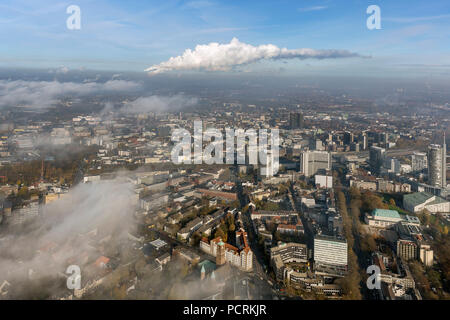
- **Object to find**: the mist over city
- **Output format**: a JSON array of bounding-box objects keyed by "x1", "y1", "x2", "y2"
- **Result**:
[{"x1": 0, "y1": 0, "x2": 449, "y2": 312}]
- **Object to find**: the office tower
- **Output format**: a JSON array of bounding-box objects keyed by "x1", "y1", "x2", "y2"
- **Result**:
[
  {"x1": 310, "y1": 138, "x2": 324, "y2": 151},
  {"x1": 300, "y1": 150, "x2": 331, "y2": 177},
  {"x1": 350, "y1": 142, "x2": 360, "y2": 152},
  {"x1": 314, "y1": 235, "x2": 348, "y2": 274},
  {"x1": 362, "y1": 133, "x2": 368, "y2": 150},
  {"x1": 260, "y1": 150, "x2": 278, "y2": 177},
  {"x1": 443, "y1": 133, "x2": 447, "y2": 187},
  {"x1": 411, "y1": 152, "x2": 427, "y2": 172},
  {"x1": 428, "y1": 134, "x2": 446, "y2": 188},
  {"x1": 343, "y1": 131, "x2": 354, "y2": 145},
  {"x1": 380, "y1": 132, "x2": 388, "y2": 147},
  {"x1": 369, "y1": 146, "x2": 386, "y2": 174},
  {"x1": 384, "y1": 157, "x2": 401, "y2": 174},
  {"x1": 289, "y1": 112, "x2": 304, "y2": 129}
]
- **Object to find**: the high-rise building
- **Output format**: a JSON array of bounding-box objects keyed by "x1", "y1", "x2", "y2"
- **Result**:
[
  {"x1": 384, "y1": 157, "x2": 401, "y2": 174},
  {"x1": 396, "y1": 239, "x2": 418, "y2": 261},
  {"x1": 380, "y1": 132, "x2": 388, "y2": 147},
  {"x1": 289, "y1": 112, "x2": 304, "y2": 129},
  {"x1": 300, "y1": 151, "x2": 331, "y2": 177},
  {"x1": 260, "y1": 149, "x2": 279, "y2": 177},
  {"x1": 419, "y1": 244, "x2": 434, "y2": 267},
  {"x1": 369, "y1": 146, "x2": 386, "y2": 174},
  {"x1": 428, "y1": 134, "x2": 446, "y2": 188},
  {"x1": 314, "y1": 235, "x2": 347, "y2": 276},
  {"x1": 362, "y1": 133, "x2": 368, "y2": 150},
  {"x1": 343, "y1": 131, "x2": 354, "y2": 145},
  {"x1": 411, "y1": 152, "x2": 427, "y2": 172}
]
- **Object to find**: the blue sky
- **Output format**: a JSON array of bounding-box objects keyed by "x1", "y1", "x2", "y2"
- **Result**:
[{"x1": 1, "y1": 0, "x2": 450, "y2": 77}]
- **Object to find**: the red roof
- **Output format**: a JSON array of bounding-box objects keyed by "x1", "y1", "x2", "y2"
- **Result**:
[
  {"x1": 94, "y1": 256, "x2": 110, "y2": 267},
  {"x1": 225, "y1": 243, "x2": 239, "y2": 253},
  {"x1": 278, "y1": 224, "x2": 296, "y2": 230}
]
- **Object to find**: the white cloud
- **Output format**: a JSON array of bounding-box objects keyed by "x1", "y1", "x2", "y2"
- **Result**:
[
  {"x1": 0, "y1": 79, "x2": 141, "y2": 109},
  {"x1": 121, "y1": 94, "x2": 198, "y2": 114},
  {"x1": 384, "y1": 14, "x2": 450, "y2": 23},
  {"x1": 298, "y1": 6, "x2": 328, "y2": 12},
  {"x1": 145, "y1": 38, "x2": 365, "y2": 74}
]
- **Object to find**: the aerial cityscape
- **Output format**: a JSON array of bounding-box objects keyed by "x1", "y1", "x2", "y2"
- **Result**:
[{"x1": 0, "y1": 0, "x2": 449, "y2": 304}]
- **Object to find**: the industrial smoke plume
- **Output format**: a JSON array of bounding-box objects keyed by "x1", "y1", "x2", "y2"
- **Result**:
[{"x1": 145, "y1": 37, "x2": 366, "y2": 74}]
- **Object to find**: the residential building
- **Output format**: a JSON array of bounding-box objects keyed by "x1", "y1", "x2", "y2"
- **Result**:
[
  {"x1": 397, "y1": 239, "x2": 418, "y2": 261},
  {"x1": 200, "y1": 233, "x2": 253, "y2": 271}
]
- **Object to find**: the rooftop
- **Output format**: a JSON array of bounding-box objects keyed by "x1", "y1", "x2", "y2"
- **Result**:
[
  {"x1": 150, "y1": 238, "x2": 168, "y2": 249},
  {"x1": 403, "y1": 192, "x2": 434, "y2": 206},
  {"x1": 371, "y1": 209, "x2": 401, "y2": 220}
]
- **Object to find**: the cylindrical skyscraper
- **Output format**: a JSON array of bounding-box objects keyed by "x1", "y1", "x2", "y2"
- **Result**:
[{"x1": 428, "y1": 134, "x2": 446, "y2": 188}]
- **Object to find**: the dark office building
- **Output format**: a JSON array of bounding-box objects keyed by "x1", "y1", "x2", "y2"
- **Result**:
[
  {"x1": 289, "y1": 112, "x2": 304, "y2": 129},
  {"x1": 343, "y1": 131, "x2": 354, "y2": 145}
]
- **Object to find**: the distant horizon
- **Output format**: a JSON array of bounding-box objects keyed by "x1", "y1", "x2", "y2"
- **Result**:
[
  {"x1": 2, "y1": 65, "x2": 450, "y2": 82},
  {"x1": 1, "y1": 0, "x2": 449, "y2": 78}
]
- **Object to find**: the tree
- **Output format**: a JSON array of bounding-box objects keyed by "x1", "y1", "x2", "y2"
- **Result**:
[
  {"x1": 191, "y1": 231, "x2": 202, "y2": 246},
  {"x1": 409, "y1": 261, "x2": 438, "y2": 299},
  {"x1": 226, "y1": 214, "x2": 235, "y2": 227},
  {"x1": 349, "y1": 186, "x2": 361, "y2": 200},
  {"x1": 274, "y1": 231, "x2": 281, "y2": 242},
  {"x1": 134, "y1": 257, "x2": 148, "y2": 278},
  {"x1": 361, "y1": 191, "x2": 388, "y2": 212},
  {"x1": 389, "y1": 198, "x2": 396, "y2": 207},
  {"x1": 336, "y1": 250, "x2": 362, "y2": 300},
  {"x1": 214, "y1": 228, "x2": 226, "y2": 242},
  {"x1": 16, "y1": 186, "x2": 29, "y2": 199},
  {"x1": 361, "y1": 234, "x2": 377, "y2": 253}
]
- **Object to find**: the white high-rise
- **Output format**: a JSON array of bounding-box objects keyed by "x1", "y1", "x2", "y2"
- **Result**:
[
  {"x1": 411, "y1": 152, "x2": 427, "y2": 172},
  {"x1": 300, "y1": 150, "x2": 331, "y2": 177},
  {"x1": 314, "y1": 235, "x2": 348, "y2": 267},
  {"x1": 428, "y1": 134, "x2": 447, "y2": 188}
]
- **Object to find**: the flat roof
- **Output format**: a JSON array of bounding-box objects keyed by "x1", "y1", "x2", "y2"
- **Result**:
[
  {"x1": 403, "y1": 192, "x2": 434, "y2": 206},
  {"x1": 150, "y1": 238, "x2": 167, "y2": 249},
  {"x1": 371, "y1": 209, "x2": 401, "y2": 219}
]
